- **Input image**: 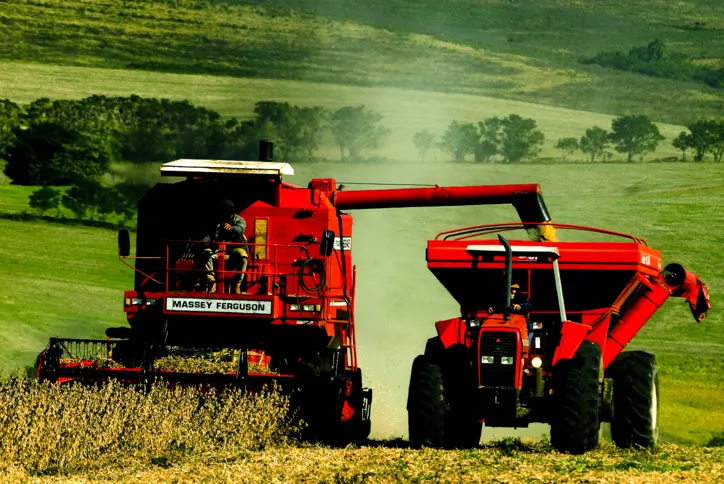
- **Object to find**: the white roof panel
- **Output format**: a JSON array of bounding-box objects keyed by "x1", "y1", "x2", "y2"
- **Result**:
[{"x1": 160, "y1": 159, "x2": 294, "y2": 177}]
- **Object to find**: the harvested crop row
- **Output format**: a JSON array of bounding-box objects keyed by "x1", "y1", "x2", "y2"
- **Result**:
[
  {"x1": 2, "y1": 441, "x2": 722, "y2": 483},
  {"x1": 0, "y1": 377, "x2": 299, "y2": 475}
]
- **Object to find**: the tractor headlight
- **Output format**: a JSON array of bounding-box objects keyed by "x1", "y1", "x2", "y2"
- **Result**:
[
  {"x1": 532, "y1": 322, "x2": 544, "y2": 330},
  {"x1": 289, "y1": 304, "x2": 300, "y2": 311},
  {"x1": 301, "y1": 304, "x2": 320, "y2": 312},
  {"x1": 468, "y1": 319, "x2": 481, "y2": 328},
  {"x1": 481, "y1": 355, "x2": 495, "y2": 364},
  {"x1": 131, "y1": 298, "x2": 143, "y2": 305},
  {"x1": 500, "y1": 356, "x2": 514, "y2": 365},
  {"x1": 531, "y1": 356, "x2": 543, "y2": 368}
]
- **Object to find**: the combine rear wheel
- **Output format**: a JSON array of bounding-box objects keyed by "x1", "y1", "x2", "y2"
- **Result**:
[
  {"x1": 549, "y1": 340, "x2": 602, "y2": 454},
  {"x1": 608, "y1": 351, "x2": 659, "y2": 449}
]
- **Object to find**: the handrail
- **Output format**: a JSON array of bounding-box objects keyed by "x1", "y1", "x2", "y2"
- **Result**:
[{"x1": 436, "y1": 222, "x2": 648, "y2": 246}]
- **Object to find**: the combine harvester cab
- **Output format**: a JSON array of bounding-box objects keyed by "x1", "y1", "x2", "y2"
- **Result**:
[{"x1": 408, "y1": 222, "x2": 710, "y2": 453}]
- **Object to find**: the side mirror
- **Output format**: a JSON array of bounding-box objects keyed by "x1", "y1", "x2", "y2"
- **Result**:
[
  {"x1": 118, "y1": 229, "x2": 131, "y2": 257},
  {"x1": 320, "y1": 230, "x2": 335, "y2": 257}
]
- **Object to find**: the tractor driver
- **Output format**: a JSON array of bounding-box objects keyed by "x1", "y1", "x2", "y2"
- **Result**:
[
  {"x1": 488, "y1": 283, "x2": 533, "y2": 317},
  {"x1": 195, "y1": 199, "x2": 249, "y2": 294}
]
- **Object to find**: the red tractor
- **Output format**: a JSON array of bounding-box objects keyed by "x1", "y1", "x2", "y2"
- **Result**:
[
  {"x1": 35, "y1": 141, "x2": 563, "y2": 444},
  {"x1": 407, "y1": 222, "x2": 710, "y2": 453}
]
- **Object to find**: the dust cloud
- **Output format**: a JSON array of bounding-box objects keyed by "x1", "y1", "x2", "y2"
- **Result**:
[{"x1": 293, "y1": 161, "x2": 550, "y2": 442}]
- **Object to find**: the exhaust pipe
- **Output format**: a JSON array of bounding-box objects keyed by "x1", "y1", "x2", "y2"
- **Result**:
[
  {"x1": 498, "y1": 234, "x2": 513, "y2": 321},
  {"x1": 259, "y1": 140, "x2": 274, "y2": 162}
]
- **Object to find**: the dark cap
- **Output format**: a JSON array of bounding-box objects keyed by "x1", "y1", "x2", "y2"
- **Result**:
[{"x1": 219, "y1": 199, "x2": 235, "y2": 210}]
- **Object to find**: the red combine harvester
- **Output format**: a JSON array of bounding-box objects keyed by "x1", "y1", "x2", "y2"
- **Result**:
[
  {"x1": 407, "y1": 223, "x2": 710, "y2": 453},
  {"x1": 35, "y1": 141, "x2": 561, "y2": 444}
]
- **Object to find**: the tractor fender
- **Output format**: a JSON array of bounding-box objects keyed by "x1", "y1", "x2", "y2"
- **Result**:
[
  {"x1": 434, "y1": 318, "x2": 467, "y2": 350},
  {"x1": 551, "y1": 320, "x2": 591, "y2": 366}
]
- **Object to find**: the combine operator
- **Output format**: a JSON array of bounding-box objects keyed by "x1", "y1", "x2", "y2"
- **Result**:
[{"x1": 194, "y1": 199, "x2": 249, "y2": 294}]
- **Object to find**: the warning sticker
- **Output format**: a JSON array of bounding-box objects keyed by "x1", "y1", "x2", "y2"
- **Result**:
[
  {"x1": 166, "y1": 298, "x2": 272, "y2": 315},
  {"x1": 333, "y1": 236, "x2": 351, "y2": 251}
]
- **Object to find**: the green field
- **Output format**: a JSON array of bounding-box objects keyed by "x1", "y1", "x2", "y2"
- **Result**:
[
  {"x1": 0, "y1": 0, "x2": 722, "y2": 123},
  {"x1": 2, "y1": 163, "x2": 722, "y2": 445},
  {"x1": 1, "y1": 0, "x2": 723, "y2": 475},
  {"x1": 0, "y1": 61, "x2": 691, "y2": 162}
]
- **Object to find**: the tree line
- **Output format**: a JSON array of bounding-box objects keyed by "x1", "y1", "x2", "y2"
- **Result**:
[
  {"x1": 414, "y1": 114, "x2": 724, "y2": 163},
  {"x1": 0, "y1": 95, "x2": 390, "y2": 186},
  {"x1": 583, "y1": 39, "x2": 724, "y2": 90},
  {"x1": 0, "y1": 96, "x2": 390, "y2": 223}
]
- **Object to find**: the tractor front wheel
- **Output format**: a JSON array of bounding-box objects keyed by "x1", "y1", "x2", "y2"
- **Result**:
[
  {"x1": 407, "y1": 350, "x2": 481, "y2": 449},
  {"x1": 608, "y1": 351, "x2": 660, "y2": 449},
  {"x1": 407, "y1": 355, "x2": 447, "y2": 447},
  {"x1": 549, "y1": 340, "x2": 602, "y2": 454}
]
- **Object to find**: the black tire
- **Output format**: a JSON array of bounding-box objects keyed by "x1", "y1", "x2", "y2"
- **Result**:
[
  {"x1": 407, "y1": 355, "x2": 447, "y2": 447},
  {"x1": 550, "y1": 340, "x2": 602, "y2": 454},
  {"x1": 608, "y1": 351, "x2": 660, "y2": 449},
  {"x1": 407, "y1": 350, "x2": 482, "y2": 449},
  {"x1": 443, "y1": 345, "x2": 482, "y2": 448},
  {"x1": 424, "y1": 337, "x2": 445, "y2": 363}
]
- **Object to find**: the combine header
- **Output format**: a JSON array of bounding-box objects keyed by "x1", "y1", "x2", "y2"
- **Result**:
[
  {"x1": 35, "y1": 141, "x2": 558, "y2": 445},
  {"x1": 407, "y1": 223, "x2": 710, "y2": 453}
]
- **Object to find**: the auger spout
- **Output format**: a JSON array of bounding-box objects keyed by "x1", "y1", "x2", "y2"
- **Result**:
[{"x1": 329, "y1": 183, "x2": 556, "y2": 241}]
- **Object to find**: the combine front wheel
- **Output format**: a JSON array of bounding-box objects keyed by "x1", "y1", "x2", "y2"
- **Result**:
[
  {"x1": 549, "y1": 340, "x2": 602, "y2": 454},
  {"x1": 608, "y1": 351, "x2": 660, "y2": 449}
]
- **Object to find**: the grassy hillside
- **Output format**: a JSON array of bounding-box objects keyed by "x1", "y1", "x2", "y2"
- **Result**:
[
  {"x1": 0, "y1": 61, "x2": 690, "y2": 161},
  {"x1": 0, "y1": 0, "x2": 722, "y2": 123},
  {"x1": 1, "y1": 163, "x2": 722, "y2": 445}
]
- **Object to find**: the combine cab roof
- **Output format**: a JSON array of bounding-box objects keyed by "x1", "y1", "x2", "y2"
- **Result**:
[{"x1": 160, "y1": 159, "x2": 295, "y2": 178}]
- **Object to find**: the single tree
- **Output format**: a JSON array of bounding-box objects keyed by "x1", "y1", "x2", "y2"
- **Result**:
[
  {"x1": 684, "y1": 119, "x2": 724, "y2": 162},
  {"x1": 499, "y1": 114, "x2": 544, "y2": 163},
  {"x1": 28, "y1": 186, "x2": 61, "y2": 216},
  {"x1": 672, "y1": 132, "x2": 692, "y2": 161},
  {"x1": 609, "y1": 115, "x2": 665, "y2": 162},
  {"x1": 439, "y1": 121, "x2": 479, "y2": 162},
  {"x1": 252, "y1": 102, "x2": 327, "y2": 162},
  {"x1": 475, "y1": 117, "x2": 503, "y2": 162},
  {"x1": 62, "y1": 179, "x2": 104, "y2": 220},
  {"x1": 412, "y1": 130, "x2": 436, "y2": 162},
  {"x1": 329, "y1": 106, "x2": 390, "y2": 161},
  {"x1": 475, "y1": 140, "x2": 499, "y2": 163},
  {"x1": 0, "y1": 99, "x2": 22, "y2": 156},
  {"x1": 711, "y1": 121, "x2": 724, "y2": 163},
  {"x1": 555, "y1": 137, "x2": 579, "y2": 162},
  {"x1": 579, "y1": 127, "x2": 610, "y2": 162}
]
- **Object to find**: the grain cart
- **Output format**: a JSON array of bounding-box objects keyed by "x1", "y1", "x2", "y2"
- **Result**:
[
  {"x1": 407, "y1": 223, "x2": 710, "y2": 454},
  {"x1": 35, "y1": 141, "x2": 560, "y2": 445}
]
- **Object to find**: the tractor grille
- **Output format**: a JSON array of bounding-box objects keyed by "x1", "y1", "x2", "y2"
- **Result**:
[{"x1": 479, "y1": 331, "x2": 517, "y2": 387}]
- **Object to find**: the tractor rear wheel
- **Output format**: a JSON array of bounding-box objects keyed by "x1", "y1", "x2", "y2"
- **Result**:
[
  {"x1": 608, "y1": 351, "x2": 660, "y2": 449},
  {"x1": 407, "y1": 355, "x2": 447, "y2": 447},
  {"x1": 549, "y1": 340, "x2": 602, "y2": 454}
]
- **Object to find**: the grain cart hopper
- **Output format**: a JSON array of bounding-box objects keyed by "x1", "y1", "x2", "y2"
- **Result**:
[
  {"x1": 35, "y1": 141, "x2": 559, "y2": 444},
  {"x1": 407, "y1": 223, "x2": 710, "y2": 454}
]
